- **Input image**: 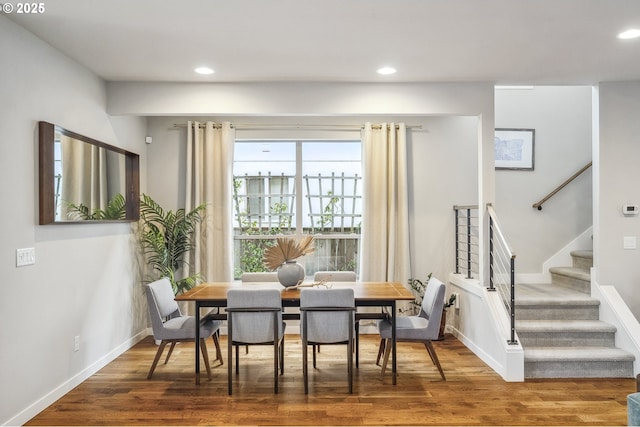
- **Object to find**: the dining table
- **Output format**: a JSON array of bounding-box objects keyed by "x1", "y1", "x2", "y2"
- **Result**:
[{"x1": 175, "y1": 280, "x2": 415, "y2": 385}]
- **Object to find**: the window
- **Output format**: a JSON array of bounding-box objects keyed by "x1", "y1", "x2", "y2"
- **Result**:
[{"x1": 233, "y1": 140, "x2": 362, "y2": 279}]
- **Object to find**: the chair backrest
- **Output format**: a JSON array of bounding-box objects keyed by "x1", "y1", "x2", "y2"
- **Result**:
[
  {"x1": 227, "y1": 289, "x2": 283, "y2": 343},
  {"x1": 145, "y1": 278, "x2": 181, "y2": 337},
  {"x1": 419, "y1": 277, "x2": 446, "y2": 338},
  {"x1": 241, "y1": 272, "x2": 279, "y2": 283},
  {"x1": 313, "y1": 271, "x2": 357, "y2": 282},
  {"x1": 300, "y1": 288, "x2": 355, "y2": 343}
]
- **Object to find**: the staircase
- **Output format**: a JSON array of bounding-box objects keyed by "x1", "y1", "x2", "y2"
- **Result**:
[{"x1": 516, "y1": 250, "x2": 635, "y2": 378}]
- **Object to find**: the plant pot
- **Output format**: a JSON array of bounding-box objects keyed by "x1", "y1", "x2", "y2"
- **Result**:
[
  {"x1": 277, "y1": 260, "x2": 305, "y2": 287},
  {"x1": 437, "y1": 309, "x2": 447, "y2": 340}
]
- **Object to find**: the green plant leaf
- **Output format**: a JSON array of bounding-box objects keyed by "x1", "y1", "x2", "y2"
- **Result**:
[{"x1": 140, "y1": 194, "x2": 206, "y2": 294}]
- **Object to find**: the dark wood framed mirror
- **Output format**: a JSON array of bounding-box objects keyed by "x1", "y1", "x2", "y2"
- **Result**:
[{"x1": 38, "y1": 121, "x2": 140, "y2": 224}]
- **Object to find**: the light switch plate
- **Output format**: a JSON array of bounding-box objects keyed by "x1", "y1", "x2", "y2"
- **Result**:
[
  {"x1": 623, "y1": 236, "x2": 637, "y2": 250},
  {"x1": 16, "y1": 248, "x2": 35, "y2": 266}
]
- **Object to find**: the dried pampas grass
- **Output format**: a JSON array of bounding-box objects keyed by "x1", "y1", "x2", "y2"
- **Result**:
[{"x1": 263, "y1": 235, "x2": 315, "y2": 271}]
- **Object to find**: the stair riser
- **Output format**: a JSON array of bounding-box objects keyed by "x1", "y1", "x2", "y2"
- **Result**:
[
  {"x1": 550, "y1": 273, "x2": 590, "y2": 294},
  {"x1": 518, "y1": 332, "x2": 615, "y2": 347},
  {"x1": 573, "y1": 257, "x2": 593, "y2": 270},
  {"x1": 525, "y1": 360, "x2": 633, "y2": 378},
  {"x1": 516, "y1": 306, "x2": 599, "y2": 321}
]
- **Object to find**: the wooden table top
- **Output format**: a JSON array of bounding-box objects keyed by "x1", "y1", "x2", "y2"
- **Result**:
[{"x1": 175, "y1": 281, "x2": 415, "y2": 303}]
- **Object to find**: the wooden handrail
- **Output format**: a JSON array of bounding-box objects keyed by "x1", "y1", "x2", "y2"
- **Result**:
[{"x1": 532, "y1": 162, "x2": 592, "y2": 210}]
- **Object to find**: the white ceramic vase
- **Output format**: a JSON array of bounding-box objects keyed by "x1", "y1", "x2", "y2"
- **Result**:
[{"x1": 277, "y1": 260, "x2": 305, "y2": 287}]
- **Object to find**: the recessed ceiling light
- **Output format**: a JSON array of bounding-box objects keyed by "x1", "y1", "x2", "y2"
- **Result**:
[
  {"x1": 617, "y1": 29, "x2": 640, "y2": 39},
  {"x1": 194, "y1": 67, "x2": 215, "y2": 75},
  {"x1": 377, "y1": 66, "x2": 397, "y2": 75}
]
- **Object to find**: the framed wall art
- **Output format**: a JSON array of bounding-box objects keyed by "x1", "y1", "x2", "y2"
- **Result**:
[{"x1": 494, "y1": 128, "x2": 535, "y2": 170}]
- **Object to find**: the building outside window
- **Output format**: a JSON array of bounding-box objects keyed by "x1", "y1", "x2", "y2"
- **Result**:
[{"x1": 233, "y1": 140, "x2": 362, "y2": 279}]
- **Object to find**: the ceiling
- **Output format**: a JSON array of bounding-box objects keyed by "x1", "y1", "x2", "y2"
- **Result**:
[{"x1": 7, "y1": 0, "x2": 640, "y2": 85}]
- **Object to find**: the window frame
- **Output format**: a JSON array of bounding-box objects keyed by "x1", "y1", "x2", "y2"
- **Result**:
[{"x1": 232, "y1": 139, "x2": 362, "y2": 278}]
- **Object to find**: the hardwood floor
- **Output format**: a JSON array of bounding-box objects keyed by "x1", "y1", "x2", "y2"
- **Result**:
[{"x1": 26, "y1": 334, "x2": 633, "y2": 426}]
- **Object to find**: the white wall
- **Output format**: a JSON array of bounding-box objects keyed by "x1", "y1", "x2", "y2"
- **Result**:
[
  {"x1": 0, "y1": 16, "x2": 148, "y2": 425},
  {"x1": 145, "y1": 114, "x2": 479, "y2": 285},
  {"x1": 595, "y1": 82, "x2": 640, "y2": 318},
  {"x1": 495, "y1": 86, "x2": 593, "y2": 273},
  {"x1": 112, "y1": 82, "x2": 494, "y2": 282},
  {"x1": 407, "y1": 116, "x2": 479, "y2": 282}
]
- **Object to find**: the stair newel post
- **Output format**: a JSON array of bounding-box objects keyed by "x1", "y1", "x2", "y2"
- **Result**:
[
  {"x1": 488, "y1": 215, "x2": 495, "y2": 291},
  {"x1": 508, "y1": 255, "x2": 518, "y2": 345},
  {"x1": 466, "y1": 208, "x2": 472, "y2": 279},
  {"x1": 454, "y1": 207, "x2": 460, "y2": 275}
]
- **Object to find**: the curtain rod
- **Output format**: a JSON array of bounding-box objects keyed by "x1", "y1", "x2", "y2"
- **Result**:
[{"x1": 173, "y1": 123, "x2": 422, "y2": 131}]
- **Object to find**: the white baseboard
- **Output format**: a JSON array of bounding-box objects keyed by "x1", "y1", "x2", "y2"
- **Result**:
[
  {"x1": 6, "y1": 330, "x2": 149, "y2": 426},
  {"x1": 591, "y1": 271, "x2": 640, "y2": 376}
]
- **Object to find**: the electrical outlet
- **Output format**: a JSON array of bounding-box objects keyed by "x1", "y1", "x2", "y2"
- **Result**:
[
  {"x1": 74, "y1": 336, "x2": 80, "y2": 352},
  {"x1": 16, "y1": 247, "x2": 36, "y2": 267}
]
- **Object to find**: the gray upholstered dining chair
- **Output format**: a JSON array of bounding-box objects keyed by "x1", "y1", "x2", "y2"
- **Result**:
[
  {"x1": 300, "y1": 288, "x2": 356, "y2": 394},
  {"x1": 239, "y1": 271, "x2": 279, "y2": 353},
  {"x1": 145, "y1": 277, "x2": 223, "y2": 379},
  {"x1": 226, "y1": 288, "x2": 285, "y2": 394},
  {"x1": 376, "y1": 277, "x2": 447, "y2": 380},
  {"x1": 314, "y1": 270, "x2": 363, "y2": 365}
]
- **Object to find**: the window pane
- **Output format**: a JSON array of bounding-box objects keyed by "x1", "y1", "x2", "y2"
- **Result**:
[
  {"x1": 302, "y1": 142, "x2": 362, "y2": 233},
  {"x1": 233, "y1": 142, "x2": 296, "y2": 234},
  {"x1": 233, "y1": 140, "x2": 362, "y2": 278}
]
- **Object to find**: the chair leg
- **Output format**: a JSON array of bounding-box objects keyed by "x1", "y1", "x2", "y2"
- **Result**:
[
  {"x1": 303, "y1": 339, "x2": 309, "y2": 394},
  {"x1": 380, "y1": 338, "x2": 392, "y2": 378},
  {"x1": 164, "y1": 342, "x2": 176, "y2": 364},
  {"x1": 376, "y1": 338, "x2": 385, "y2": 366},
  {"x1": 235, "y1": 344, "x2": 240, "y2": 374},
  {"x1": 424, "y1": 341, "x2": 446, "y2": 380},
  {"x1": 348, "y1": 336, "x2": 353, "y2": 393},
  {"x1": 147, "y1": 340, "x2": 168, "y2": 379},
  {"x1": 273, "y1": 338, "x2": 279, "y2": 394},
  {"x1": 227, "y1": 337, "x2": 233, "y2": 395},
  {"x1": 280, "y1": 337, "x2": 285, "y2": 375},
  {"x1": 355, "y1": 321, "x2": 360, "y2": 368},
  {"x1": 312, "y1": 343, "x2": 317, "y2": 368},
  {"x1": 212, "y1": 332, "x2": 223, "y2": 365},
  {"x1": 200, "y1": 338, "x2": 212, "y2": 380}
]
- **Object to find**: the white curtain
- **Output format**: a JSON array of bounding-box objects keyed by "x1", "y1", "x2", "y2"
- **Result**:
[
  {"x1": 60, "y1": 134, "x2": 108, "y2": 219},
  {"x1": 359, "y1": 122, "x2": 411, "y2": 285},
  {"x1": 185, "y1": 121, "x2": 235, "y2": 282}
]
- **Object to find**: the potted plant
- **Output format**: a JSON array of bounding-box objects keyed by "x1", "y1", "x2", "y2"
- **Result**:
[
  {"x1": 406, "y1": 274, "x2": 457, "y2": 340},
  {"x1": 139, "y1": 194, "x2": 206, "y2": 295},
  {"x1": 263, "y1": 235, "x2": 315, "y2": 287}
]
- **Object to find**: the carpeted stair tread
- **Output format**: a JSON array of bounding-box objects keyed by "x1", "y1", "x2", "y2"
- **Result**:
[
  {"x1": 524, "y1": 347, "x2": 635, "y2": 362},
  {"x1": 516, "y1": 319, "x2": 616, "y2": 333},
  {"x1": 570, "y1": 250, "x2": 593, "y2": 260},
  {"x1": 516, "y1": 296, "x2": 599, "y2": 305},
  {"x1": 515, "y1": 283, "x2": 592, "y2": 299},
  {"x1": 549, "y1": 266, "x2": 591, "y2": 281}
]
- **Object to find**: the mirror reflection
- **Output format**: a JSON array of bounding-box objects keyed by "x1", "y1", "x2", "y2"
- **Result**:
[
  {"x1": 56, "y1": 132, "x2": 127, "y2": 220},
  {"x1": 39, "y1": 121, "x2": 140, "y2": 224}
]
